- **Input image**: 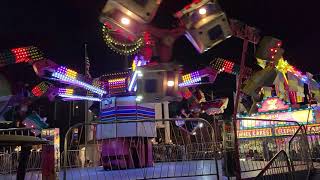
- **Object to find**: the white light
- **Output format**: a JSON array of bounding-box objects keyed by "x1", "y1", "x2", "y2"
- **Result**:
[
  {"x1": 129, "y1": 72, "x2": 138, "y2": 91},
  {"x1": 167, "y1": 80, "x2": 175, "y2": 87},
  {"x1": 137, "y1": 71, "x2": 143, "y2": 77},
  {"x1": 75, "y1": 106, "x2": 79, "y2": 109},
  {"x1": 121, "y1": 17, "x2": 130, "y2": 25},
  {"x1": 199, "y1": 122, "x2": 204, "y2": 128},
  {"x1": 136, "y1": 95, "x2": 143, "y2": 101},
  {"x1": 198, "y1": 8, "x2": 207, "y2": 15},
  {"x1": 59, "y1": 94, "x2": 101, "y2": 101},
  {"x1": 192, "y1": 132, "x2": 197, "y2": 135},
  {"x1": 52, "y1": 72, "x2": 106, "y2": 95}
]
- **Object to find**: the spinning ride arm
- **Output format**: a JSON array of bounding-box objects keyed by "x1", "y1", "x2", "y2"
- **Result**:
[{"x1": 0, "y1": 46, "x2": 106, "y2": 124}]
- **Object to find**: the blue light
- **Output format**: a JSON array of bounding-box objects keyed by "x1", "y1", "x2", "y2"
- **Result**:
[
  {"x1": 52, "y1": 72, "x2": 106, "y2": 95},
  {"x1": 59, "y1": 94, "x2": 101, "y2": 101}
]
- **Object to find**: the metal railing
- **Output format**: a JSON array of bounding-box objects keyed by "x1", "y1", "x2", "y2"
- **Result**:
[
  {"x1": 288, "y1": 125, "x2": 313, "y2": 179},
  {"x1": 255, "y1": 150, "x2": 293, "y2": 180},
  {"x1": 62, "y1": 118, "x2": 221, "y2": 180},
  {"x1": 0, "y1": 127, "x2": 43, "y2": 179},
  {"x1": 236, "y1": 118, "x2": 311, "y2": 178},
  {"x1": 308, "y1": 125, "x2": 320, "y2": 170}
]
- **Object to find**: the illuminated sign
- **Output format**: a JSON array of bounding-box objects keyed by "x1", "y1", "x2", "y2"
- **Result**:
[
  {"x1": 241, "y1": 109, "x2": 314, "y2": 128},
  {"x1": 258, "y1": 97, "x2": 290, "y2": 112},
  {"x1": 238, "y1": 128, "x2": 272, "y2": 138},
  {"x1": 274, "y1": 124, "x2": 320, "y2": 136},
  {"x1": 274, "y1": 126, "x2": 298, "y2": 136},
  {"x1": 238, "y1": 124, "x2": 320, "y2": 138}
]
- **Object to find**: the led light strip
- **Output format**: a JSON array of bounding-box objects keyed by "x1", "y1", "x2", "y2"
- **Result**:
[
  {"x1": 129, "y1": 60, "x2": 142, "y2": 91},
  {"x1": 59, "y1": 94, "x2": 101, "y2": 101},
  {"x1": 52, "y1": 72, "x2": 106, "y2": 95},
  {"x1": 58, "y1": 88, "x2": 74, "y2": 96},
  {"x1": 179, "y1": 77, "x2": 202, "y2": 87}
]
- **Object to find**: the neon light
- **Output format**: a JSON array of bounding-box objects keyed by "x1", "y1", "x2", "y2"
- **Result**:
[
  {"x1": 239, "y1": 124, "x2": 320, "y2": 138},
  {"x1": 129, "y1": 55, "x2": 145, "y2": 92},
  {"x1": 241, "y1": 109, "x2": 314, "y2": 128},
  {"x1": 59, "y1": 94, "x2": 101, "y2": 101},
  {"x1": 52, "y1": 67, "x2": 106, "y2": 95},
  {"x1": 238, "y1": 128, "x2": 272, "y2": 138},
  {"x1": 58, "y1": 88, "x2": 74, "y2": 96},
  {"x1": 258, "y1": 97, "x2": 290, "y2": 112}
]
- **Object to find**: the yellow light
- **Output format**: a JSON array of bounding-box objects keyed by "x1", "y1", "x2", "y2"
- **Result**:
[
  {"x1": 182, "y1": 74, "x2": 191, "y2": 82},
  {"x1": 66, "y1": 69, "x2": 77, "y2": 79},
  {"x1": 108, "y1": 78, "x2": 126, "y2": 83},
  {"x1": 121, "y1": 17, "x2": 130, "y2": 25},
  {"x1": 132, "y1": 61, "x2": 136, "y2": 71},
  {"x1": 167, "y1": 80, "x2": 175, "y2": 87},
  {"x1": 65, "y1": 89, "x2": 74, "y2": 95},
  {"x1": 198, "y1": 8, "x2": 207, "y2": 15},
  {"x1": 276, "y1": 58, "x2": 293, "y2": 84}
]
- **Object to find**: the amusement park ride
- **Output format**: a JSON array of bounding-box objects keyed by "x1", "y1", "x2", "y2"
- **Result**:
[{"x1": 0, "y1": 0, "x2": 319, "y2": 174}]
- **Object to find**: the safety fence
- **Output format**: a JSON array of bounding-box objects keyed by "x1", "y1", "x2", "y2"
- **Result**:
[
  {"x1": 236, "y1": 118, "x2": 312, "y2": 179},
  {"x1": 62, "y1": 118, "x2": 221, "y2": 180},
  {"x1": 255, "y1": 150, "x2": 293, "y2": 180},
  {"x1": 1, "y1": 118, "x2": 319, "y2": 179},
  {"x1": 308, "y1": 126, "x2": 320, "y2": 170},
  {"x1": 0, "y1": 128, "x2": 43, "y2": 180}
]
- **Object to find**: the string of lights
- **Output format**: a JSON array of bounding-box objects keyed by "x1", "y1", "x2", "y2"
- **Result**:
[{"x1": 101, "y1": 25, "x2": 145, "y2": 55}]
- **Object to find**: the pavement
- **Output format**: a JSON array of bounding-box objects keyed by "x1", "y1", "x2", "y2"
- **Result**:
[{"x1": 0, "y1": 160, "x2": 318, "y2": 180}]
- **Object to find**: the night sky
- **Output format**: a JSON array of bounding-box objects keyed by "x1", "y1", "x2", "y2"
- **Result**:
[
  {"x1": 0, "y1": 0, "x2": 319, "y2": 127},
  {"x1": 1, "y1": 0, "x2": 319, "y2": 75}
]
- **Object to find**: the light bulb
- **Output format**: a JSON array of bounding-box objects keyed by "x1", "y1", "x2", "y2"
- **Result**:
[{"x1": 198, "y1": 8, "x2": 207, "y2": 15}]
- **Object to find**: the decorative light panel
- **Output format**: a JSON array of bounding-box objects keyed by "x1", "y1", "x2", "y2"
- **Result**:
[
  {"x1": 51, "y1": 66, "x2": 106, "y2": 95},
  {"x1": 32, "y1": 82, "x2": 49, "y2": 97},
  {"x1": 0, "y1": 46, "x2": 43, "y2": 66}
]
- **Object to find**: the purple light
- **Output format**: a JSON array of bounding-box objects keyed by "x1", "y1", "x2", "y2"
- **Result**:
[
  {"x1": 52, "y1": 66, "x2": 106, "y2": 95},
  {"x1": 60, "y1": 94, "x2": 101, "y2": 101}
]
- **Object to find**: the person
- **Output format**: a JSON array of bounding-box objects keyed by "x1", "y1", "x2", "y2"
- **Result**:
[
  {"x1": 262, "y1": 141, "x2": 270, "y2": 161},
  {"x1": 247, "y1": 149, "x2": 254, "y2": 160},
  {"x1": 312, "y1": 144, "x2": 320, "y2": 160},
  {"x1": 290, "y1": 149, "x2": 298, "y2": 161},
  {"x1": 253, "y1": 150, "x2": 260, "y2": 161}
]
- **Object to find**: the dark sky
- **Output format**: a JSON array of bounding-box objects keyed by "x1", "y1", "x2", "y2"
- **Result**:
[
  {"x1": 0, "y1": 0, "x2": 319, "y2": 129},
  {"x1": 1, "y1": 0, "x2": 319, "y2": 105},
  {"x1": 0, "y1": 0, "x2": 319, "y2": 76}
]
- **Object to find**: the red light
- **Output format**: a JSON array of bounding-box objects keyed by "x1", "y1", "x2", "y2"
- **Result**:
[
  {"x1": 270, "y1": 48, "x2": 274, "y2": 52},
  {"x1": 271, "y1": 55, "x2": 275, "y2": 59},
  {"x1": 277, "y1": 42, "x2": 282, "y2": 47},
  {"x1": 184, "y1": 4, "x2": 191, "y2": 10},
  {"x1": 274, "y1": 49, "x2": 278, "y2": 53}
]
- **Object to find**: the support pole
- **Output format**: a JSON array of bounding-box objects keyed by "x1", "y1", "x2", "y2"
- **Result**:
[
  {"x1": 163, "y1": 101, "x2": 171, "y2": 143},
  {"x1": 232, "y1": 39, "x2": 249, "y2": 180}
]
